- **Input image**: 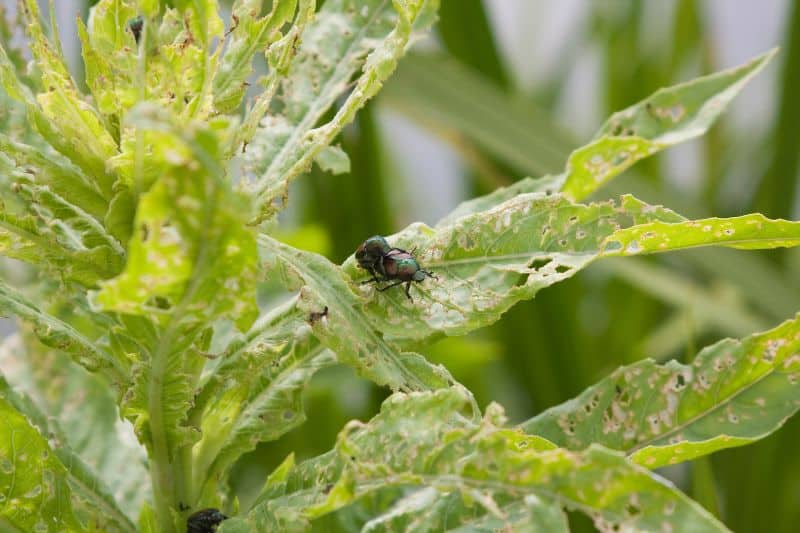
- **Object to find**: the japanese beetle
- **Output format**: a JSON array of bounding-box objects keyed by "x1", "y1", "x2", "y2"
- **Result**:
[
  {"x1": 355, "y1": 235, "x2": 392, "y2": 280},
  {"x1": 128, "y1": 16, "x2": 144, "y2": 44},
  {"x1": 355, "y1": 235, "x2": 437, "y2": 300},
  {"x1": 377, "y1": 249, "x2": 436, "y2": 299},
  {"x1": 187, "y1": 508, "x2": 227, "y2": 533}
]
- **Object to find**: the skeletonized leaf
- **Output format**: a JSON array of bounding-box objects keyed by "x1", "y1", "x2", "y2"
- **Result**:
[
  {"x1": 94, "y1": 106, "x2": 259, "y2": 331},
  {"x1": 521, "y1": 314, "x2": 800, "y2": 470},
  {"x1": 343, "y1": 193, "x2": 799, "y2": 347},
  {"x1": 79, "y1": 0, "x2": 139, "y2": 116},
  {"x1": 0, "y1": 383, "x2": 83, "y2": 532},
  {"x1": 19, "y1": 0, "x2": 118, "y2": 196},
  {"x1": 223, "y1": 388, "x2": 726, "y2": 532},
  {"x1": 0, "y1": 133, "x2": 108, "y2": 220},
  {"x1": 0, "y1": 331, "x2": 148, "y2": 523},
  {"x1": 561, "y1": 48, "x2": 776, "y2": 201},
  {"x1": 0, "y1": 281, "x2": 126, "y2": 384},
  {"x1": 189, "y1": 300, "x2": 336, "y2": 504},
  {"x1": 436, "y1": 175, "x2": 562, "y2": 228},
  {"x1": 213, "y1": 0, "x2": 301, "y2": 113},
  {"x1": 603, "y1": 212, "x2": 800, "y2": 255},
  {"x1": 430, "y1": 49, "x2": 776, "y2": 226},
  {"x1": 245, "y1": 0, "x2": 439, "y2": 219},
  {"x1": 260, "y1": 234, "x2": 455, "y2": 392},
  {"x1": 0, "y1": 373, "x2": 137, "y2": 533}
]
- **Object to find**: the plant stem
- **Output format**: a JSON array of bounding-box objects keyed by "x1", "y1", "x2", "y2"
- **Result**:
[{"x1": 148, "y1": 325, "x2": 179, "y2": 533}]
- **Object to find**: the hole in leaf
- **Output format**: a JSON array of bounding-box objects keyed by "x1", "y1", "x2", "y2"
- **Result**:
[
  {"x1": 626, "y1": 503, "x2": 641, "y2": 516},
  {"x1": 146, "y1": 296, "x2": 172, "y2": 310},
  {"x1": 555, "y1": 265, "x2": 572, "y2": 274},
  {"x1": 529, "y1": 257, "x2": 552, "y2": 270}
]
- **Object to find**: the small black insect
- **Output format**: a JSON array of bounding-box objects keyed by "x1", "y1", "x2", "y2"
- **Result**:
[
  {"x1": 187, "y1": 508, "x2": 228, "y2": 533},
  {"x1": 355, "y1": 236, "x2": 436, "y2": 300},
  {"x1": 355, "y1": 235, "x2": 392, "y2": 281},
  {"x1": 308, "y1": 306, "x2": 329, "y2": 324},
  {"x1": 128, "y1": 16, "x2": 144, "y2": 45}
]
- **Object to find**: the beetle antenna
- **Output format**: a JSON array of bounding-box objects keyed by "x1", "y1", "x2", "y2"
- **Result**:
[{"x1": 422, "y1": 269, "x2": 438, "y2": 280}]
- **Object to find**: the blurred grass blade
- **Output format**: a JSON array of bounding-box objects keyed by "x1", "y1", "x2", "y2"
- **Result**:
[
  {"x1": 596, "y1": 257, "x2": 769, "y2": 340},
  {"x1": 521, "y1": 314, "x2": 800, "y2": 469},
  {"x1": 756, "y1": 0, "x2": 800, "y2": 218},
  {"x1": 437, "y1": 0, "x2": 510, "y2": 88},
  {"x1": 382, "y1": 53, "x2": 572, "y2": 176}
]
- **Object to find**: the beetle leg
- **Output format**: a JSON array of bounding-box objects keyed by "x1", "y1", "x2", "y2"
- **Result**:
[
  {"x1": 360, "y1": 277, "x2": 382, "y2": 285},
  {"x1": 421, "y1": 269, "x2": 438, "y2": 280},
  {"x1": 404, "y1": 281, "x2": 413, "y2": 300},
  {"x1": 377, "y1": 280, "x2": 404, "y2": 292}
]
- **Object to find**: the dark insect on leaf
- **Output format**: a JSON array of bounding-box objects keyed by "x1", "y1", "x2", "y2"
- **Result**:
[
  {"x1": 308, "y1": 306, "x2": 329, "y2": 324},
  {"x1": 187, "y1": 508, "x2": 228, "y2": 533},
  {"x1": 128, "y1": 16, "x2": 144, "y2": 45},
  {"x1": 355, "y1": 235, "x2": 437, "y2": 300}
]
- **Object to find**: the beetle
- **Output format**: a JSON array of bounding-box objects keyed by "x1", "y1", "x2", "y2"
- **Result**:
[
  {"x1": 355, "y1": 235, "x2": 437, "y2": 300},
  {"x1": 377, "y1": 249, "x2": 437, "y2": 300},
  {"x1": 128, "y1": 16, "x2": 144, "y2": 45},
  {"x1": 355, "y1": 235, "x2": 392, "y2": 281},
  {"x1": 187, "y1": 508, "x2": 227, "y2": 533}
]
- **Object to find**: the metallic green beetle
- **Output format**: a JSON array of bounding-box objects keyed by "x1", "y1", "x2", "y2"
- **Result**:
[
  {"x1": 355, "y1": 235, "x2": 391, "y2": 281},
  {"x1": 355, "y1": 236, "x2": 436, "y2": 300}
]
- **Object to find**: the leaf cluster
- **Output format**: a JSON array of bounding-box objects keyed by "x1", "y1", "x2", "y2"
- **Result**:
[{"x1": 0, "y1": 1, "x2": 798, "y2": 532}]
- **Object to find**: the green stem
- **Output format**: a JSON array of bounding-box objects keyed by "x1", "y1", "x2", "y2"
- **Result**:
[
  {"x1": 148, "y1": 170, "x2": 221, "y2": 531},
  {"x1": 147, "y1": 325, "x2": 181, "y2": 533}
]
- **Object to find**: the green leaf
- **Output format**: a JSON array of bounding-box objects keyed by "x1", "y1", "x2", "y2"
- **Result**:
[
  {"x1": 259, "y1": 234, "x2": 455, "y2": 392},
  {"x1": 189, "y1": 300, "x2": 336, "y2": 504},
  {"x1": 94, "y1": 106, "x2": 259, "y2": 331},
  {"x1": 224, "y1": 388, "x2": 726, "y2": 532},
  {"x1": 0, "y1": 133, "x2": 108, "y2": 220},
  {"x1": 117, "y1": 322, "x2": 205, "y2": 459},
  {"x1": 561, "y1": 48, "x2": 776, "y2": 201},
  {"x1": 245, "y1": 0, "x2": 440, "y2": 219},
  {"x1": 603, "y1": 212, "x2": 800, "y2": 255},
  {"x1": 0, "y1": 373, "x2": 137, "y2": 533},
  {"x1": 19, "y1": 0, "x2": 119, "y2": 197},
  {"x1": 0, "y1": 384, "x2": 83, "y2": 532},
  {"x1": 521, "y1": 314, "x2": 800, "y2": 469},
  {"x1": 0, "y1": 328, "x2": 149, "y2": 523},
  {"x1": 0, "y1": 190, "x2": 123, "y2": 287},
  {"x1": 212, "y1": 0, "x2": 301, "y2": 113},
  {"x1": 344, "y1": 193, "x2": 800, "y2": 346},
  {"x1": 314, "y1": 145, "x2": 351, "y2": 175},
  {"x1": 88, "y1": 104, "x2": 259, "y2": 524},
  {"x1": 356, "y1": 489, "x2": 568, "y2": 533},
  {"x1": 78, "y1": 0, "x2": 139, "y2": 117},
  {"x1": 0, "y1": 281, "x2": 127, "y2": 384},
  {"x1": 435, "y1": 175, "x2": 562, "y2": 227},
  {"x1": 429, "y1": 49, "x2": 776, "y2": 223}
]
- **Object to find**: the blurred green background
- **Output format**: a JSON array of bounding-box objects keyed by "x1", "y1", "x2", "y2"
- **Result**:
[{"x1": 9, "y1": 0, "x2": 800, "y2": 530}]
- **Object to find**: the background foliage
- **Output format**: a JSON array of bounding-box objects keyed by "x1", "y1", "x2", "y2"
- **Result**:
[
  {"x1": 0, "y1": 0, "x2": 798, "y2": 531},
  {"x1": 271, "y1": 3, "x2": 800, "y2": 531}
]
